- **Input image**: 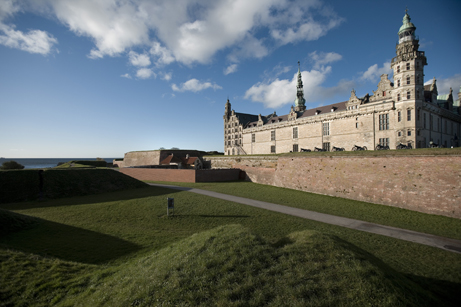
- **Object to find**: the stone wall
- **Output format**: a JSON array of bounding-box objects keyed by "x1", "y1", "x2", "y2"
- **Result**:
[
  {"x1": 207, "y1": 154, "x2": 461, "y2": 218},
  {"x1": 122, "y1": 150, "x2": 207, "y2": 167},
  {"x1": 203, "y1": 156, "x2": 278, "y2": 169}
]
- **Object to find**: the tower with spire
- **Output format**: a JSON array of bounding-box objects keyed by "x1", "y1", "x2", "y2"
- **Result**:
[
  {"x1": 294, "y1": 61, "x2": 306, "y2": 112},
  {"x1": 391, "y1": 9, "x2": 427, "y2": 105}
]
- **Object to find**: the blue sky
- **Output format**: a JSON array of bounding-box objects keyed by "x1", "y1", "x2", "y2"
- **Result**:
[{"x1": 1, "y1": 0, "x2": 460, "y2": 158}]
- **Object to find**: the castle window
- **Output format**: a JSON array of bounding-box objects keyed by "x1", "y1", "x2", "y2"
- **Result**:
[
  {"x1": 398, "y1": 131, "x2": 401, "y2": 136},
  {"x1": 397, "y1": 66, "x2": 400, "y2": 73},
  {"x1": 416, "y1": 75, "x2": 420, "y2": 83},
  {"x1": 408, "y1": 130, "x2": 411, "y2": 136},
  {"x1": 251, "y1": 133, "x2": 255, "y2": 143},
  {"x1": 407, "y1": 109, "x2": 411, "y2": 121},
  {"x1": 356, "y1": 122, "x2": 358, "y2": 129},
  {"x1": 406, "y1": 63, "x2": 410, "y2": 70},
  {"x1": 293, "y1": 144, "x2": 299, "y2": 152},
  {"x1": 379, "y1": 114, "x2": 389, "y2": 130},
  {"x1": 293, "y1": 127, "x2": 298, "y2": 139},
  {"x1": 398, "y1": 111, "x2": 401, "y2": 122},
  {"x1": 322, "y1": 122, "x2": 330, "y2": 136},
  {"x1": 416, "y1": 91, "x2": 419, "y2": 99},
  {"x1": 406, "y1": 76, "x2": 410, "y2": 85},
  {"x1": 417, "y1": 109, "x2": 420, "y2": 121},
  {"x1": 379, "y1": 138, "x2": 389, "y2": 147},
  {"x1": 271, "y1": 130, "x2": 276, "y2": 141},
  {"x1": 407, "y1": 91, "x2": 411, "y2": 99},
  {"x1": 397, "y1": 80, "x2": 400, "y2": 87},
  {"x1": 322, "y1": 142, "x2": 330, "y2": 152},
  {"x1": 235, "y1": 140, "x2": 239, "y2": 145},
  {"x1": 270, "y1": 145, "x2": 276, "y2": 153},
  {"x1": 397, "y1": 93, "x2": 401, "y2": 101},
  {"x1": 383, "y1": 91, "x2": 386, "y2": 96}
]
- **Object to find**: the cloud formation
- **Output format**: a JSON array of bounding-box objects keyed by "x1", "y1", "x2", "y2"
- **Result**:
[
  {"x1": 2, "y1": 0, "x2": 342, "y2": 66},
  {"x1": 360, "y1": 61, "x2": 392, "y2": 82},
  {"x1": 436, "y1": 74, "x2": 461, "y2": 95},
  {"x1": 136, "y1": 68, "x2": 155, "y2": 79},
  {"x1": 224, "y1": 64, "x2": 238, "y2": 75},
  {"x1": 245, "y1": 51, "x2": 350, "y2": 109},
  {"x1": 128, "y1": 51, "x2": 151, "y2": 67},
  {"x1": 172, "y1": 78, "x2": 222, "y2": 92}
]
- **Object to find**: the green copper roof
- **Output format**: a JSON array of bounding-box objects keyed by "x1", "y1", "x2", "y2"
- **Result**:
[{"x1": 398, "y1": 12, "x2": 416, "y2": 35}]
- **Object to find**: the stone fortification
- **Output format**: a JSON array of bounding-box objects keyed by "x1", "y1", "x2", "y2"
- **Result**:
[
  {"x1": 205, "y1": 154, "x2": 461, "y2": 218},
  {"x1": 203, "y1": 156, "x2": 278, "y2": 169},
  {"x1": 122, "y1": 150, "x2": 206, "y2": 167}
]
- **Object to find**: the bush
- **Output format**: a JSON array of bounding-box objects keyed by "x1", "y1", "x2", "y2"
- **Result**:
[{"x1": 1, "y1": 161, "x2": 24, "y2": 170}]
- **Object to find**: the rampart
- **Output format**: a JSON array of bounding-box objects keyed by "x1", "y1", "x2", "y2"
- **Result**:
[{"x1": 204, "y1": 155, "x2": 461, "y2": 218}]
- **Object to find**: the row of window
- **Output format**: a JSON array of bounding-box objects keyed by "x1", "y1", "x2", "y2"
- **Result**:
[
  {"x1": 397, "y1": 109, "x2": 412, "y2": 122},
  {"x1": 396, "y1": 75, "x2": 421, "y2": 87},
  {"x1": 247, "y1": 113, "x2": 458, "y2": 144},
  {"x1": 396, "y1": 62, "x2": 418, "y2": 73}
]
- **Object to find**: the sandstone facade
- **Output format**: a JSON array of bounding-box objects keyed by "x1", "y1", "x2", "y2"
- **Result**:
[{"x1": 223, "y1": 12, "x2": 461, "y2": 155}]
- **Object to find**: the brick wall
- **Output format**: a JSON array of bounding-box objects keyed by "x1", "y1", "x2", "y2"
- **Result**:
[
  {"x1": 208, "y1": 155, "x2": 461, "y2": 218},
  {"x1": 196, "y1": 169, "x2": 240, "y2": 182}
]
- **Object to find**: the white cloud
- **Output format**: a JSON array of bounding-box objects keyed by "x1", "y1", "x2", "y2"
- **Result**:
[
  {"x1": 360, "y1": 61, "x2": 392, "y2": 82},
  {"x1": 121, "y1": 73, "x2": 132, "y2": 79},
  {"x1": 172, "y1": 78, "x2": 222, "y2": 92},
  {"x1": 149, "y1": 41, "x2": 175, "y2": 65},
  {"x1": 0, "y1": 24, "x2": 58, "y2": 55},
  {"x1": 224, "y1": 64, "x2": 238, "y2": 75},
  {"x1": 49, "y1": 0, "x2": 150, "y2": 59},
  {"x1": 436, "y1": 74, "x2": 461, "y2": 95},
  {"x1": 136, "y1": 68, "x2": 155, "y2": 79},
  {"x1": 128, "y1": 50, "x2": 151, "y2": 67},
  {"x1": 245, "y1": 67, "x2": 332, "y2": 109},
  {"x1": 161, "y1": 72, "x2": 172, "y2": 81},
  {"x1": 309, "y1": 51, "x2": 342, "y2": 69},
  {"x1": 3, "y1": 0, "x2": 343, "y2": 66}
]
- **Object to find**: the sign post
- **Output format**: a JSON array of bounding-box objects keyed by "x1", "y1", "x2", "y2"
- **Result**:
[{"x1": 167, "y1": 198, "x2": 174, "y2": 216}]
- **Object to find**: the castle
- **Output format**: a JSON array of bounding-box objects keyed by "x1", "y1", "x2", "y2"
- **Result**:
[{"x1": 223, "y1": 11, "x2": 461, "y2": 155}]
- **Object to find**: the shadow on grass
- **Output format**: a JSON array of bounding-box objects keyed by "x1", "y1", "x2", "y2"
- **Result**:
[
  {"x1": 0, "y1": 186, "x2": 182, "y2": 211},
  {"x1": 405, "y1": 274, "x2": 461, "y2": 307},
  {"x1": 0, "y1": 217, "x2": 141, "y2": 264}
]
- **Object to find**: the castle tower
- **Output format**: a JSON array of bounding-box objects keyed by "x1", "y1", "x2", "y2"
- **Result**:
[
  {"x1": 294, "y1": 61, "x2": 306, "y2": 112},
  {"x1": 391, "y1": 9, "x2": 427, "y2": 148},
  {"x1": 391, "y1": 10, "x2": 427, "y2": 104}
]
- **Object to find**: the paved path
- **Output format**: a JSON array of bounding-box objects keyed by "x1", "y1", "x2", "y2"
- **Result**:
[{"x1": 148, "y1": 183, "x2": 461, "y2": 254}]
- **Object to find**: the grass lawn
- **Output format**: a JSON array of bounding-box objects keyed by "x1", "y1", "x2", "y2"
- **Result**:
[
  {"x1": 148, "y1": 181, "x2": 461, "y2": 240},
  {"x1": 1, "y1": 184, "x2": 460, "y2": 306}
]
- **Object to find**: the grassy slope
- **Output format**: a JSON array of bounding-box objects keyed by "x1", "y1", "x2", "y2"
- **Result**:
[
  {"x1": 0, "y1": 169, "x2": 147, "y2": 203},
  {"x1": 60, "y1": 225, "x2": 436, "y2": 307},
  {"x1": 150, "y1": 181, "x2": 461, "y2": 240},
  {"x1": 1, "y1": 185, "x2": 460, "y2": 306}
]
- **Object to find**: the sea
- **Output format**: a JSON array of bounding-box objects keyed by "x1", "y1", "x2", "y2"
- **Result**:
[{"x1": 0, "y1": 158, "x2": 120, "y2": 169}]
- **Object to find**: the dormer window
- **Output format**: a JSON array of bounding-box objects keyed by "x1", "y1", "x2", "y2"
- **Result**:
[
  {"x1": 315, "y1": 110, "x2": 321, "y2": 115},
  {"x1": 331, "y1": 107, "x2": 336, "y2": 112}
]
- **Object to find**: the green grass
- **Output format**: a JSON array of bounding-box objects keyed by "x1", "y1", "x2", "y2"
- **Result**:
[
  {"x1": 1, "y1": 184, "x2": 460, "y2": 306},
  {"x1": 0, "y1": 169, "x2": 147, "y2": 203},
  {"x1": 148, "y1": 181, "x2": 461, "y2": 240}
]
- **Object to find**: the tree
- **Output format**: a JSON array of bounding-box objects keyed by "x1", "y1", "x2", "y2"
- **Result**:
[{"x1": 1, "y1": 160, "x2": 25, "y2": 170}]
